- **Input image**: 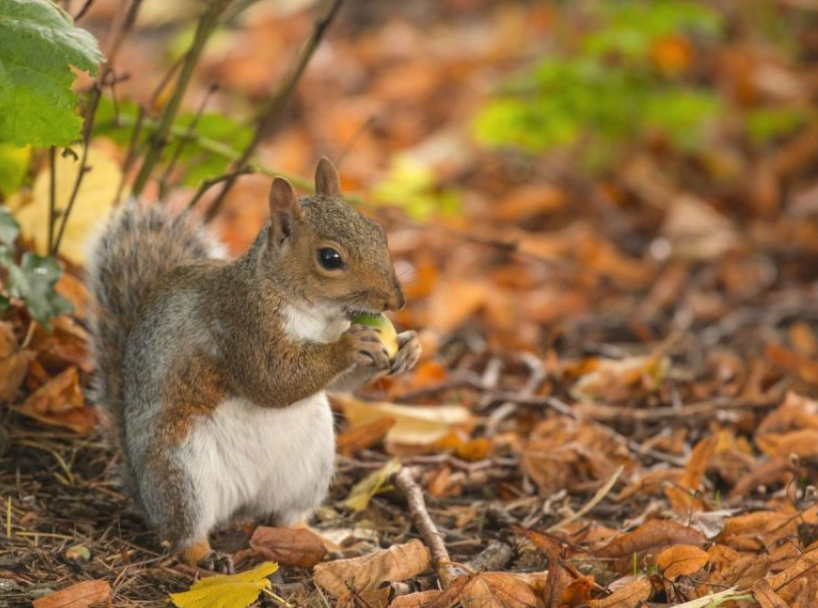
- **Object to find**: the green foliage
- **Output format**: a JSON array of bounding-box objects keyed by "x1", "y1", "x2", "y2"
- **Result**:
[
  {"x1": 0, "y1": 144, "x2": 31, "y2": 198},
  {"x1": 474, "y1": 0, "x2": 724, "y2": 168},
  {"x1": 0, "y1": 0, "x2": 104, "y2": 147},
  {"x1": 0, "y1": 205, "x2": 72, "y2": 328},
  {"x1": 746, "y1": 107, "x2": 805, "y2": 144},
  {"x1": 373, "y1": 156, "x2": 460, "y2": 220},
  {"x1": 94, "y1": 97, "x2": 253, "y2": 186}
]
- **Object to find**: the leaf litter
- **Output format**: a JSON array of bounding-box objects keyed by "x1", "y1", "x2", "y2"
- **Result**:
[{"x1": 2, "y1": 1, "x2": 818, "y2": 607}]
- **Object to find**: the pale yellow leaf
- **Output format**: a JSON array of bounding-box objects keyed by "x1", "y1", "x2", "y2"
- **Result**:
[
  {"x1": 169, "y1": 561, "x2": 278, "y2": 608},
  {"x1": 9, "y1": 145, "x2": 121, "y2": 264},
  {"x1": 339, "y1": 394, "x2": 473, "y2": 446},
  {"x1": 342, "y1": 457, "x2": 401, "y2": 512}
]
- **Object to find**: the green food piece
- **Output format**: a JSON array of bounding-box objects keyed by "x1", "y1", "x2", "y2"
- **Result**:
[
  {"x1": 352, "y1": 313, "x2": 399, "y2": 359},
  {"x1": 0, "y1": 0, "x2": 104, "y2": 146}
]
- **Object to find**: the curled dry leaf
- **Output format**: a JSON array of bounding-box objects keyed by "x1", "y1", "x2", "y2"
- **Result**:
[
  {"x1": 342, "y1": 457, "x2": 402, "y2": 512},
  {"x1": 752, "y1": 579, "x2": 790, "y2": 608},
  {"x1": 339, "y1": 394, "x2": 473, "y2": 447},
  {"x1": 337, "y1": 416, "x2": 396, "y2": 456},
  {"x1": 425, "y1": 572, "x2": 555, "y2": 608},
  {"x1": 656, "y1": 544, "x2": 709, "y2": 580},
  {"x1": 587, "y1": 576, "x2": 652, "y2": 608},
  {"x1": 19, "y1": 366, "x2": 95, "y2": 433},
  {"x1": 597, "y1": 519, "x2": 705, "y2": 573},
  {"x1": 249, "y1": 526, "x2": 326, "y2": 568},
  {"x1": 313, "y1": 539, "x2": 431, "y2": 598},
  {"x1": 763, "y1": 547, "x2": 818, "y2": 603},
  {"x1": 32, "y1": 579, "x2": 112, "y2": 608}
]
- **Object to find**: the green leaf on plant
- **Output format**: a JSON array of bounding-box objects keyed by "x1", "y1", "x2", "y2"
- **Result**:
[
  {"x1": 6, "y1": 252, "x2": 73, "y2": 329},
  {"x1": 0, "y1": 205, "x2": 21, "y2": 246},
  {"x1": 373, "y1": 156, "x2": 460, "y2": 220},
  {"x1": 0, "y1": 0, "x2": 104, "y2": 147},
  {"x1": 0, "y1": 144, "x2": 31, "y2": 197}
]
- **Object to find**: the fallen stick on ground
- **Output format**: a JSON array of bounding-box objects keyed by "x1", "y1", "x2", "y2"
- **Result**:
[{"x1": 394, "y1": 467, "x2": 459, "y2": 588}]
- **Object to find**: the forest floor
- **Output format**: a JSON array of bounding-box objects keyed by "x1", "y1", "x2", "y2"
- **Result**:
[{"x1": 2, "y1": 1, "x2": 818, "y2": 607}]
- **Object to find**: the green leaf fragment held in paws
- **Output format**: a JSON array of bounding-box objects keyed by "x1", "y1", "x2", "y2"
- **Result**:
[{"x1": 351, "y1": 313, "x2": 399, "y2": 359}]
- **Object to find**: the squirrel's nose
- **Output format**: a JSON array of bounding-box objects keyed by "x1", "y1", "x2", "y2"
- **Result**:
[{"x1": 384, "y1": 286, "x2": 405, "y2": 311}]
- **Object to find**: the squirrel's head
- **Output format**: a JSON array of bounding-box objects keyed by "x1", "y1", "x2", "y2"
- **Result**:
[{"x1": 265, "y1": 158, "x2": 405, "y2": 314}]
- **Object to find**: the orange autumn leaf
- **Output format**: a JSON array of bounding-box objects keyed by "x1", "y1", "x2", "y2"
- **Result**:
[
  {"x1": 33, "y1": 580, "x2": 112, "y2": 608},
  {"x1": 587, "y1": 577, "x2": 652, "y2": 608},
  {"x1": 656, "y1": 544, "x2": 709, "y2": 580}
]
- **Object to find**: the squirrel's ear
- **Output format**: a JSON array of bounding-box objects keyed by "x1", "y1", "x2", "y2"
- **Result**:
[
  {"x1": 268, "y1": 177, "x2": 298, "y2": 247},
  {"x1": 315, "y1": 157, "x2": 341, "y2": 197}
]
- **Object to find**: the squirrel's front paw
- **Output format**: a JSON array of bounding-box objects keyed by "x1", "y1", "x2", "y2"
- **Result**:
[
  {"x1": 199, "y1": 550, "x2": 234, "y2": 574},
  {"x1": 343, "y1": 325, "x2": 391, "y2": 372},
  {"x1": 389, "y1": 330, "x2": 421, "y2": 375}
]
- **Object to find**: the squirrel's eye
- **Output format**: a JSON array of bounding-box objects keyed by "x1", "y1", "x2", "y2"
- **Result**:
[{"x1": 317, "y1": 247, "x2": 343, "y2": 270}]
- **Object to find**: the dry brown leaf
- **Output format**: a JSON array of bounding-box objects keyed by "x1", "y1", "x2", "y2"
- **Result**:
[
  {"x1": 313, "y1": 539, "x2": 430, "y2": 598},
  {"x1": 764, "y1": 547, "x2": 818, "y2": 602},
  {"x1": 766, "y1": 344, "x2": 818, "y2": 386},
  {"x1": 388, "y1": 590, "x2": 441, "y2": 608},
  {"x1": 249, "y1": 526, "x2": 327, "y2": 568},
  {"x1": 561, "y1": 575, "x2": 597, "y2": 607},
  {"x1": 427, "y1": 572, "x2": 553, "y2": 608},
  {"x1": 681, "y1": 436, "x2": 718, "y2": 489},
  {"x1": 339, "y1": 395, "x2": 473, "y2": 447},
  {"x1": 756, "y1": 429, "x2": 818, "y2": 458},
  {"x1": 19, "y1": 367, "x2": 95, "y2": 433},
  {"x1": 337, "y1": 416, "x2": 396, "y2": 457},
  {"x1": 753, "y1": 579, "x2": 791, "y2": 608},
  {"x1": 0, "y1": 349, "x2": 33, "y2": 402},
  {"x1": 32, "y1": 579, "x2": 112, "y2": 608},
  {"x1": 426, "y1": 279, "x2": 490, "y2": 333},
  {"x1": 656, "y1": 545, "x2": 708, "y2": 580},
  {"x1": 587, "y1": 576, "x2": 652, "y2": 608},
  {"x1": 597, "y1": 519, "x2": 705, "y2": 572}
]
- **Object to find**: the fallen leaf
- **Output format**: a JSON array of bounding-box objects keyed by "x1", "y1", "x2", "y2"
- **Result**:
[
  {"x1": 765, "y1": 344, "x2": 818, "y2": 386},
  {"x1": 169, "y1": 561, "x2": 278, "y2": 608},
  {"x1": 764, "y1": 547, "x2": 818, "y2": 602},
  {"x1": 18, "y1": 366, "x2": 95, "y2": 433},
  {"x1": 0, "y1": 349, "x2": 32, "y2": 402},
  {"x1": 587, "y1": 576, "x2": 652, "y2": 608},
  {"x1": 342, "y1": 458, "x2": 402, "y2": 512},
  {"x1": 339, "y1": 395, "x2": 473, "y2": 447},
  {"x1": 32, "y1": 580, "x2": 112, "y2": 608},
  {"x1": 597, "y1": 519, "x2": 705, "y2": 572},
  {"x1": 313, "y1": 539, "x2": 430, "y2": 598},
  {"x1": 249, "y1": 526, "x2": 326, "y2": 568},
  {"x1": 753, "y1": 579, "x2": 790, "y2": 608},
  {"x1": 388, "y1": 590, "x2": 441, "y2": 608},
  {"x1": 656, "y1": 544, "x2": 708, "y2": 580},
  {"x1": 337, "y1": 416, "x2": 395, "y2": 457}
]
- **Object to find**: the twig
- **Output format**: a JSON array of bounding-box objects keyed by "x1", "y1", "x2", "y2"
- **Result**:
[
  {"x1": 73, "y1": 0, "x2": 95, "y2": 20},
  {"x1": 52, "y1": 0, "x2": 144, "y2": 256},
  {"x1": 186, "y1": 167, "x2": 255, "y2": 212},
  {"x1": 393, "y1": 467, "x2": 458, "y2": 588},
  {"x1": 464, "y1": 540, "x2": 513, "y2": 572},
  {"x1": 547, "y1": 466, "x2": 623, "y2": 532},
  {"x1": 130, "y1": 0, "x2": 233, "y2": 197},
  {"x1": 47, "y1": 147, "x2": 57, "y2": 254},
  {"x1": 157, "y1": 84, "x2": 219, "y2": 199},
  {"x1": 204, "y1": 0, "x2": 347, "y2": 222}
]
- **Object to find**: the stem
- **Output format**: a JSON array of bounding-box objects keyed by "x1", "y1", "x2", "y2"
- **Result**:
[
  {"x1": 186, "y1": 167, "x2": 254, "y2": 212},
  {"x1": 47, "y1": 147, "x2": 57, "y2": 254},
  {"x1": 130, "y1": 0, "x2": 233, "y2": 197},
  {"x1": 203, "y1": 0, "x2": 346, "y2": 222},
  {"x1": 52, "y1": 0, "x2": 144, "y2": 256}
]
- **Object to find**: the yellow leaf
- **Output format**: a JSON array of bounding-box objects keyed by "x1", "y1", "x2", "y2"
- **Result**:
[
  {"x1": 169, "y1": 561, "x2": 279, "y2": 608},
  {"x1": 339, "y1": 394, "x2": 473, "y2": 446},
  {"x1": 9, "y1": 145, "x2": 121, "y2": 264},
  {"x1": 342, "y1": 457, "x2": 401, "y2": 512}
]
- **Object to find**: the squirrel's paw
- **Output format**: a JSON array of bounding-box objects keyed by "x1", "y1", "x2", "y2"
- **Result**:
[
  {"x1": 344, "y1": 325, "x2": 391, "y2": 371},
  {"x1": 199, "y1": 550, "x2": 235, "y2": 574},
  {"x1": 390, "y1": 330, "x2": 421, "y2": 375}
]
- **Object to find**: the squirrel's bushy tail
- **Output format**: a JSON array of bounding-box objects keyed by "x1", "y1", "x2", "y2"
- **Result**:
[{"x1": 86, "y1": 202, "x2": 223, "y2": 485}]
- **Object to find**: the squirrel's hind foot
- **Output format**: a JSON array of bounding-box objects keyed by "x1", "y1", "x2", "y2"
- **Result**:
[{"x1": 180, "y1": 539, "x2": 235, "y2": 574}]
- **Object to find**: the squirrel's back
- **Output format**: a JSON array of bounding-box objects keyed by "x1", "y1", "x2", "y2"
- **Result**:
[{"x1": 86, "y1": 202, "x2": 224, "y2": 484}]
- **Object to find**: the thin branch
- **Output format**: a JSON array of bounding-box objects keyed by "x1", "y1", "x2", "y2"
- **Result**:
[
  {"x1": 130, "y1": 0, "x2": 233, "y2": 197},
  {"x1": 52, "y1": 0, "x2": 144, "y2": 256},
  {"x1": 47, "y1": 147, "x2": 57, "y2": 254},
  {"x1": 393, "y1": 467, "x2": 458, "y2": 588},
  {"x1": 158, "y1": 84, "x2": 219, "y2": 200},
  {"x1": 204, "y1": 0, "x2": 347, "y2": 222},
  {"x1": 186, "y1": 167, "x2": 254, "y2": 212}
]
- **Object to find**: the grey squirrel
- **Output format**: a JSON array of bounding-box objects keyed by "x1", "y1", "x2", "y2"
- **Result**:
[{"x1": 86, "y1": 158, "x2": 420, "y2": 571}]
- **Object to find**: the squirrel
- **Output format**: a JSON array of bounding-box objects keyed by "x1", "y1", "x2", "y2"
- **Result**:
[{"x1": 86, "y1": 158, "x2": 420, "y2": 571}]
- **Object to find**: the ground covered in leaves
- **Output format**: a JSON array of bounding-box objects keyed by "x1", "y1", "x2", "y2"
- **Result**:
[{"x1": 3, "y1": 0, "x2": 818, "y2": 607}]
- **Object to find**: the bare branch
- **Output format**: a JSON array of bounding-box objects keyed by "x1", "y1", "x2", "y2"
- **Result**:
[{"x1": 203, "y1": 0, "x2": 347, "y2": 222}]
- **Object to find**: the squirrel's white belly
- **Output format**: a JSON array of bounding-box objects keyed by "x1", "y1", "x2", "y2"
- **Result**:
[{"x1": 181, "y1": 392, "x2": 335, "y2": 535}]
